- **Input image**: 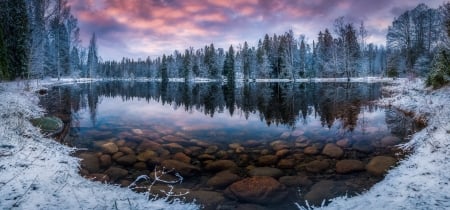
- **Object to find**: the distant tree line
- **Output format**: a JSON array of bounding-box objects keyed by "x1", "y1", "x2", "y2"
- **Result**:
[
  {"x1": 0, "y1": 0, "x2": 98, "y2": 81},
  {"x1": 97, "y1": 19, "x2": 387, "y2": 81}
]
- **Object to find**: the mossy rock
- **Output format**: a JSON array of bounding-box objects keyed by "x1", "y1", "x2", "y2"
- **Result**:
[{"x1": 30, "y1": 116, "x2": 63, "y2": 134}]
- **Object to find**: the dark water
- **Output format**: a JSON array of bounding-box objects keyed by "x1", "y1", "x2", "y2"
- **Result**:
[{"x1": 39, "y1": 81, "x2": 417, "y2": 209}]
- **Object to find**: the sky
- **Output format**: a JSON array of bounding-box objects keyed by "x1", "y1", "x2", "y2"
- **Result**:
[{"x1": 69, "y1": 0, "x2": 445, "y2": 61}]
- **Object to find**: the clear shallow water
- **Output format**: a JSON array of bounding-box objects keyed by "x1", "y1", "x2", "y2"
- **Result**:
[{"x1": 40, "y1": 81, "x2": 417, "y2": 209}]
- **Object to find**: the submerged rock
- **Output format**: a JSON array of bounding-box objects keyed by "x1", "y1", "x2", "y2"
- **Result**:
[
  {"x1": 380, "y1": 136, "x2": 401, "y2": 147},
  {"x1": 277, "y1": 159, "x2": 295, "y2": 169},
  {"x1": 225, "y1": 176, "x2": 287, "y2": 204},
  {"x1": 116, "y1": 154, "x2": 137, "y2": 165},
  {"x1": 366, "y1": 156, "x2": 397, "y2": 176},
  {"x1": 79, "y1": 153, "x2": 100, "y2": 173},
  {"x1": 257, "y1": 155, "x2": 278, "y2": 166},
  {"x1": 322, "y1": 143, "x2": 344, "y2": 158},
  {"x1": 204, "y1": 160, "x2": 237, "y2": 171},
  {"x1": 304, "y1": 146, "x2": 319, "y2": 155},
  {"x1": 304, "y1": 180, "x2": 347, "y2": 206},
  {"x1": 100, "y1": 142, "x2": 119, "y2": 154},
  {"x1": 279, "y1": 175, "x2": 312, "y2": 187},
  {"x1": 104, "y1": 167, "x2": 128, "y2": 182},
  {"x1": 335, "y1": 159, "x2": 365, "y2": 174},
  {"x1": 305, "y1": 160, "x2": 330, "y2": 173},
  {"x1": 30, "y1": 116, "x2": 63, "y2": 135},
  {"x1": 248, "y1": 167, "x2": 283, "y2": 178},
  {"x1": 207, "y1": 170, "x2": 240, "y2": 189}
]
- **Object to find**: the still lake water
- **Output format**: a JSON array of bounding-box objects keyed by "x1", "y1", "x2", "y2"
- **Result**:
[{"x1": 40, "y1": 81, "x2": 417, "y2": 209}]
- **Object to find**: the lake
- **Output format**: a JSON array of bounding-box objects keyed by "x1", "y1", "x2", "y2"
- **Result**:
[{"x1": 39, "y1": 81, "x2": 418, "y2": 209}]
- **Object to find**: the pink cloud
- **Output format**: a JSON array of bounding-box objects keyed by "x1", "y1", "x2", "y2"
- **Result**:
[{"x1": 69, "y1": 0, "x2": 446, "y2": 60}]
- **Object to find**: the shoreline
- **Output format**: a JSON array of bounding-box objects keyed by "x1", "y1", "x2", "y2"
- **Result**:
[{"x1": 319, "y1": 78, "x2": 450, "y2": 209}]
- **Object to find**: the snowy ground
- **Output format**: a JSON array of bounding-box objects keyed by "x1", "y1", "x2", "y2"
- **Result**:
[
  {"x1": 0, "y1": 81, "x2": 199, "y2": 210},
  {"x1": 313, "y1": 78, "x2": 450, "y2": 209},
  {"x1": 0, "y1": 78, "x2": 448, "y2": 209}
]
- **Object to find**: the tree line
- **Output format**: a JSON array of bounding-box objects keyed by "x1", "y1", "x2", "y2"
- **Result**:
[{"x1": 97, "y1": 21, "x2": 387, "y2": 82}]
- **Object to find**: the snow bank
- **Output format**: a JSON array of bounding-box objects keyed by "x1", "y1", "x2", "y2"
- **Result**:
[
  {"x1": 311, "y1": 78, "x2": 450, "y2": 209},
  {"x1": 0, "y1": 81, "x2": 199, "y2": 210}
]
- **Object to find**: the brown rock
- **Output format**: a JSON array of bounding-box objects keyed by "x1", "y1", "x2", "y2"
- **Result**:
[
  {"x1": 275, "y1": 149, "x2": 290, "y2": 157},
  {"x1": 366, "y1": 156, "x2": 397, "y2": 176},
  {"x1": 101, "y1": 142, "x2": 118, "y2": 154},
  {"x1": 304, "y1": 180, "x2": 347, "y2": 206},
  {"x1": 322, "y1": 143, "x2": 344, "y2": 158},
  {"x1": 205, "y1": 145, "x2": 219, "y2": 154},
  {"x1": 163, "y1": 143, "x2": 184, "y2": 153},
  {"x1": 173, "y1": 152, "x2": 191, "y2": 164},
  {"x1": 137, "y1": 140, "x2": 161, "y2": 152},
  {"x1": 278, "y1": 159, "x2": 295, "y2": 169},
  {"x1": 279, "y1": 175, "x2": 312, "y2": 187},
  {"x1": 136, "y1": 150, "x2": 157, "y2": 162},
  {"x1": 116, "y1": 154, "x2": 137, "y2": 165},
  {"x1": 305, "y1": 160, "x2": 329, "y2": 173},
  {"x1": 112, "y1": 152, "x2": 125, "y2": 161},
  {"x1": 133, "y1": 162, "x2": 147, "y2": 170},
  {"x1": 120, "y1": 180, "x2": 132, "y2": 188},
  {"x1": 225, "y1": 176, "x2": 287, "y2": 204},
  {"x1": 190, "y1": 139, "x2": 210, "y2": 147},
  {"x1": 99, "y1": 154, "x2": 112, "y2": 168},
  {"x1": 118, "y1": 146, "x2": 135, "y2": 155},
  {"x1": 336, "y1": 138, "x2": 350, "y2": 148},
  {"x1": 104, "y1": 167, "x2": 128, "y2": 182},
  {"x1": 198, "y1": 153, "x2": 215, "y2": 160},
  {"x1": 79, "y1": 153, "x2": 100, "y2": 173},
  {"x1": 335, "y1": 159, "x2": 365, "y2": 174},
  {"x1": 380, "y1": 136, "x2": 401, "y2": 147},
  {"x1": 207, "y1": 170, "x2": 241, "y2": 189},
  {"x1": 271, "y1": 141, "x2": 289, "y2": 151},
  {"x1": 115, "y1": 139, "x2": 126, "y2": 147},
  {"x1": 304, "y1": 146, "x2": 319, "y2": 155},
  {"x1": 205, "y1": 160, "x2": 237, "y2": 171},
  {"x1": 161, "y1": 159, "x2": 200, "y2": 176},
  {"x1": 215, "y1": 150, "x2": 229, "y2": 159},
  {"x1": 248, "y1": 167, "x2": 283, "y2": 178},
  {"x1": 258, "y1": 155, "x2": 278, "y2": 166},
  {"x1": 228, "y1": 143, "x2": 242, "y2": 150}
]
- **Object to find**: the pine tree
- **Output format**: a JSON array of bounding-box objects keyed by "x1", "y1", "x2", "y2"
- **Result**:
[
  {"x1": 87, "y1": 33, "x2": 98, "y2": 78},
  {"x1": 161, "y1": 54, "x2": 168, "y2": 83},
  {"x1": 223, "y1": 45, "x2": 235, "y2": 84}
]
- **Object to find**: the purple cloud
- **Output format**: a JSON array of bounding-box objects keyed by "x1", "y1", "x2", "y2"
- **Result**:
[{"x1": 69, "y1": 0, "x2": 445, "y2": 60}]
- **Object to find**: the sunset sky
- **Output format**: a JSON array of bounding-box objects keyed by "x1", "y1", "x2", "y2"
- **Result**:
[{"x1": 69, "y1": 0, "x2": 445, "y2": 60}]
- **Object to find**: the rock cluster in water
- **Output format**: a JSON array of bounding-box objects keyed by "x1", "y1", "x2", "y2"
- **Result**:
[{"x1": 77, "y1": 128, "x2": 404, "y2": 209}]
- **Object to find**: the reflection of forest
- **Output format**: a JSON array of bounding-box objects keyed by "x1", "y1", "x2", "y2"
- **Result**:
[{"x1": 40, "y1": 82, "x2": 383, "y2": 129}]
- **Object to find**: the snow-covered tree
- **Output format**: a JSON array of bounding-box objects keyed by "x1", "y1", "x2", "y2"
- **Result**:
[{"x1": 86, "y1": 33, "x2": 98, "y2": 78}]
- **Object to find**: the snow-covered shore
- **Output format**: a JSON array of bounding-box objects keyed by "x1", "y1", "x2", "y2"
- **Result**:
[
  {"x1": 317, "y1": 78, "x2": 450, "y2": 209},
  {"x1": 1, "y1": 78, "x2": 448, "y2": 209},
  {"x1": 0, "y1": 81, "x2": 199, "y2": 210}
]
